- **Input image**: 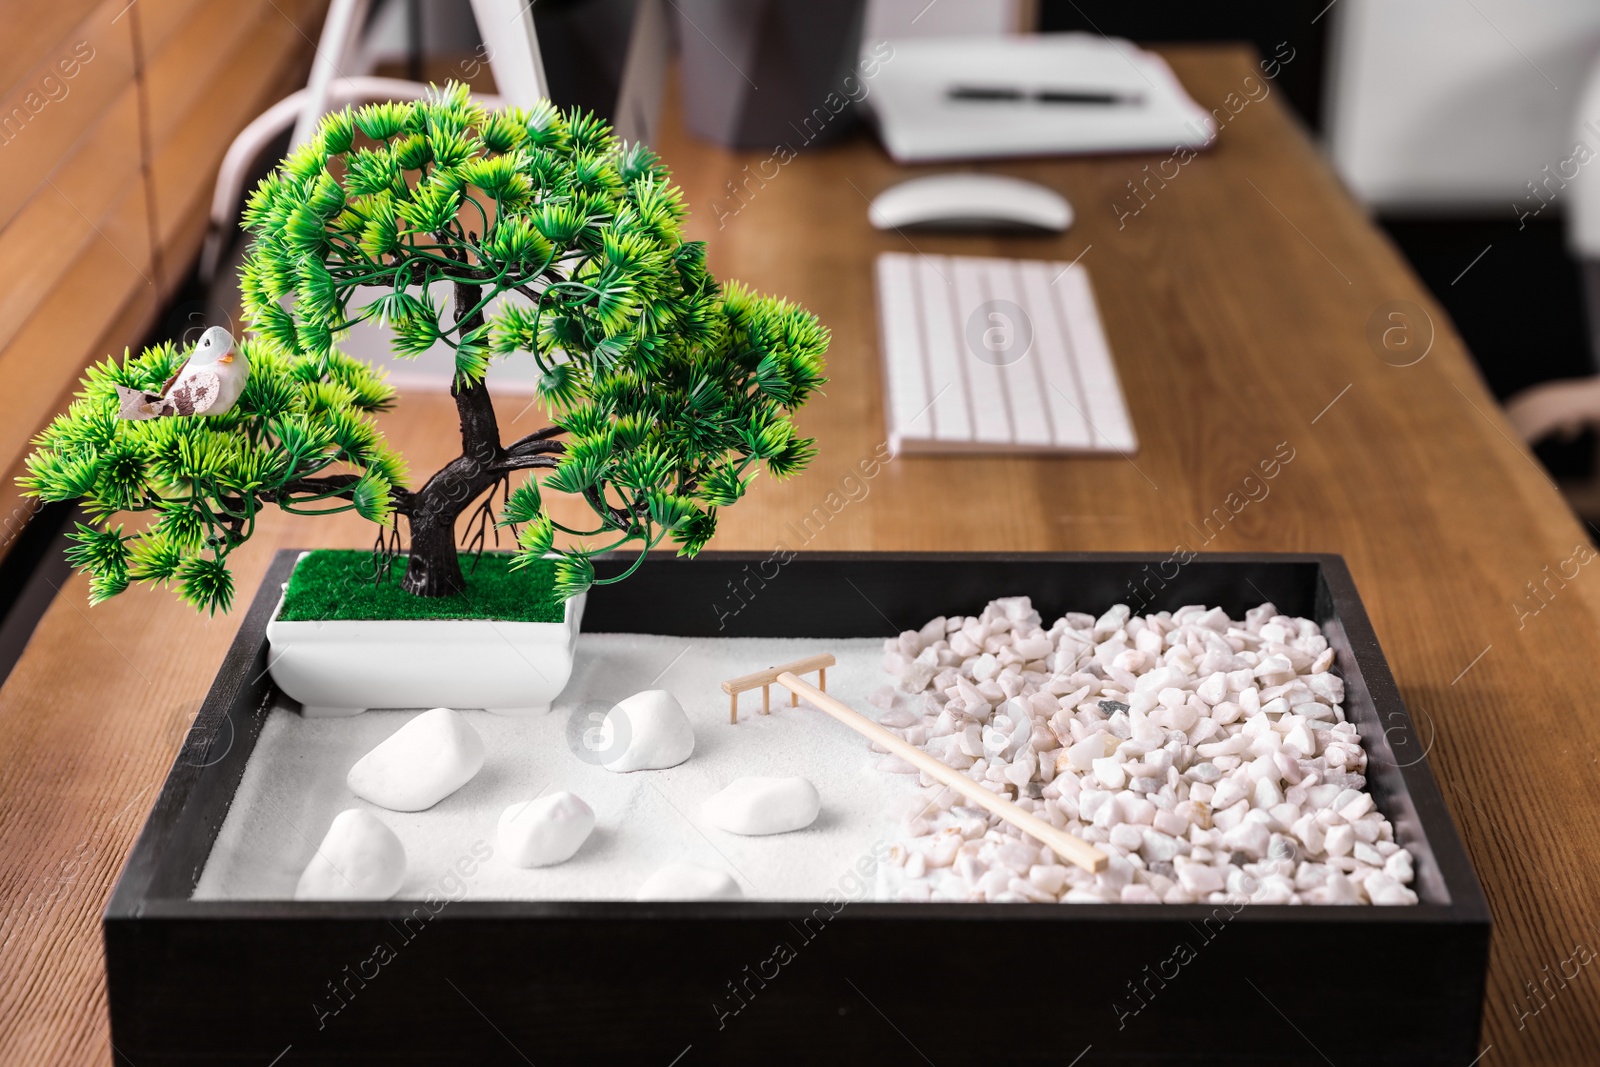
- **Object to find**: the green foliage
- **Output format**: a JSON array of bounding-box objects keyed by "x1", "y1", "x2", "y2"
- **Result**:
[
  {"x1": 20, "y1": 338, "x2": 401, "y2": 613},
  {"x1": 24, "y1": 81, "x2": 827, "y2": 614}
]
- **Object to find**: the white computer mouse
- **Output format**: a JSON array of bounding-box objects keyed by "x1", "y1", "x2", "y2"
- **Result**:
[{"x1": 868, "y1": 173, "x2": 1073, "y2": 233}]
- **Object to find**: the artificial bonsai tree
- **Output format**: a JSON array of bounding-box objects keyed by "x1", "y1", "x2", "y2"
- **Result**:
[{"x1": 21, "y1": 84, "x2": 828, "y2": 613}]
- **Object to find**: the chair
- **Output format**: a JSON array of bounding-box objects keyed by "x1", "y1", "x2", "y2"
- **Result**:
[
  {"x1": 197, "y1": 0, "x2": 546, "y2": 283},
  {"x1": 1504, "y1": 55, "x2": 1600, "y2": 452}
]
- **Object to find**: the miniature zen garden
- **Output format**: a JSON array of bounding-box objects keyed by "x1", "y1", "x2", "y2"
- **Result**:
[{"x1": 20, "y1": 87, "x2": 1416, "y2": 907}]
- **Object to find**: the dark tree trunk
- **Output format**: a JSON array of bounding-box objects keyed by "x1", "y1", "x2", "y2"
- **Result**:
[
  {"x1": 400, "y1": 280, "x2": 509, "y2": 597},
  {"x1": 401, "y1": 498, "x2": 468, "y2": 596}
]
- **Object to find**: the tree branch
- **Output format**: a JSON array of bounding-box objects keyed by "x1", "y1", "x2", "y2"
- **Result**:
[
  {"x1": 258, "y1": 474, "x2": 416, "y2": 516},
  {"x1": 266, "y1": 474, "x2": 363, "y2": 497},
  {"x1": 584, "y1": 484, "x2": 633, "y2": 530},
  {"x1": 506, "y1": 424, "x2": 566, "y2": 450},
  {"x1": 450, "y1": 280, "x2": 503, "y2": 463},
  {"x1": 502, "y1": 434, "x2": 565, "y2": 467},
  {"x1": 491, "y1": 454, "x2": 563, "y2": 474}
]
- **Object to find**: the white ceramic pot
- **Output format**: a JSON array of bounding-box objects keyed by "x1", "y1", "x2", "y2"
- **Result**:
[{"x1": 264, "y1": 588, "x2": 586, "y2": 718}]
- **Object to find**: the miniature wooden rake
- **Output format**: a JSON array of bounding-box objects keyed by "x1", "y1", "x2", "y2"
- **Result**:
[
  {"x1": 721, "y1": 653, "x2": 835, "y2": 723},
  {"x1": 721, "y1": 653, "x2": 1107, "y2": 874}
]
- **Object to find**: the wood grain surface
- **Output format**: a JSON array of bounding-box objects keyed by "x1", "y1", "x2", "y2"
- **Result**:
[
  {"x1": 2, "y1": 46, "x2": 1598, "y2": 1063},
  {"x1": 0, "y1": 0, "x2": 327, "y2": 575}
]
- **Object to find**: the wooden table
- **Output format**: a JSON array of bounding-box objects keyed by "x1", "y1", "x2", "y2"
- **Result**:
[{"x1": 2, "y1": 46, "x2": 1597, "y2": 1063}]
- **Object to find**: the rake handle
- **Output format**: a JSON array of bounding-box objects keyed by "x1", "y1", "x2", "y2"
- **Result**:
[{"x1": 775, "y1": 672, "x2": 1107, "y2": 874}]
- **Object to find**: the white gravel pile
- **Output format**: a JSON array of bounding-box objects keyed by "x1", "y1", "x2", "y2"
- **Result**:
[{"x1": 874, "y1": 597, "x2": 1419, "y2": 905}]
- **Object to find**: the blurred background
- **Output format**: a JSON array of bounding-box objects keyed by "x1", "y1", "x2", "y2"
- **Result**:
[{"x1": 6, "y1": 0, "x2": 1600, "y2": 674}]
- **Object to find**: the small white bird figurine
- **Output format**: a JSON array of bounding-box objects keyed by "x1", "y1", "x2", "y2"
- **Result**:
[{"x1": 116, "y1": 326, "x2": 249, "y2": 420}]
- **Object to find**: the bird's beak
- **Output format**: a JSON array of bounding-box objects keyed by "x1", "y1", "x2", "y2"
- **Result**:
[{"x1": 219, "y1": 352, "x2": 235, "y2": 364}]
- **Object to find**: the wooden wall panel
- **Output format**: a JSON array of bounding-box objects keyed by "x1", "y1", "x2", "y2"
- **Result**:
[
  {"x1": 0, "y1": 0, "x2": 104, "y2": 98},
  {"x1": 0, "y1": 89, "x2": 149, "y2": 355},
  {"x1": 0, "y1": 0, "x2": 153, "y2": 534},
  {"x1": 139, "y1": 0, "x2": 271, "y2": 152},
  {"x1": 143, "y1": 0, "x2": 325, "y2": 299},
  {"x1": 0, "y1": 1, "x2": 136, "y2": 232},
  {"x1": 127, "y1": 0, "x2": 213, "y2": 62},
  {"x1": 0, "y1": 192, "x2": 158, "y2": 474},
  {"x1": 0, "y1": 0, "x2": 328, "y2": 568}
]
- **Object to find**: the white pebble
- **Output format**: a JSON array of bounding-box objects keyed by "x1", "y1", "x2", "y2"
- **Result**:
[
  {"x1": 1092, "y1": 756, "x2": 1127, "y2": 790},
  {"x1": 637, "y1": 863, "x2": 743, "y2": 900},
  {"x1": 1196, "y1": 673, "x2": 1227, "y2": 705},
  {"x1": 601, "y1": 690, "x2": 695, "y2": 772},
  {"x1": 874, "y1": 597, "x2": 1413, "y2": 906},
  {"x1": 1075, "y1": 729, "x2": 1113, "y2": 771},
  {"x1": 1321, "y1": 872, "x2": 1361, "y2": 903},
  {"x1": 1223, "y1": 820, "x2": 1271, "y2": 859},
  {"x1": 1178, "y1": 863, "x2": 1225, "y2": 894},
  {"x1": 1363, "y1": 870, "x2": 1417, "y2": 905},
  {"x1": 1339, "y1": 792, "x2": 1375, "y2": 822},
  {"x1": 702, "y1": 776, "x2": 821, "y2": 835},
  {"x1": 295, "y1": 809, "x2": 406, "y2": 900},
  {"x1": 498, "y1": 792, "x2": 595, "y2": 867},
  {"x1": 346, "y1": 707, "x2": 484, "y2": 812},
  {"x1": 1109, "y1": 823, "x2": 1144, "y2": 851},
  {"x1": 1353, "y1": 841, "x2": 1384, "y2": 867},
  {"x1": 1029, "y1": 865, "x2": 1068, "y2": 895},
  {"x1": 1142, "y1": 829, "x2": 1183, "y2": 862}
]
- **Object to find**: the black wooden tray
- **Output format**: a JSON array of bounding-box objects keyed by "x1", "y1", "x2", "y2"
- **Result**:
[{"x1": 104, "y1": 550, "x2": 1490, "y2": 1066}]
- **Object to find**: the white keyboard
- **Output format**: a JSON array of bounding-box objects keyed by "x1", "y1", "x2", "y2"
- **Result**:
[{"x1": 875, "y1": 252, "x2": 1137, "y2": 455}]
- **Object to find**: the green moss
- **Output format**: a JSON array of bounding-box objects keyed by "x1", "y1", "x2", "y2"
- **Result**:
[{"x1": 277, "y1": 549, "x2": 565, "y2": 623}]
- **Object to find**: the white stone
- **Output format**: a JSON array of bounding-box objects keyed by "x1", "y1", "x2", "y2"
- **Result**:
[
  {"x1": 1112, "y1": 649, "x2": 1147, "y2": 673},
  {"x1": 601, "y1": 690, "x2": 695, "y2": 772},
  {"x1": 1353, "y1": 841, "x2": 1384, "y2": 867},
  {"x1": 1212, "y1": 700, "x2": 1243, "y2": 725},
  {"x1": 346, "y1": 707, "x2": 484, "y2": 811},
  {"x1": 1153, "y1": 810, "x2": 1188, "y2": 837},
  {"x1": 1291, "y1": 814, "x2": 1326, "y2": 854},
  {"x1": 1119, "y1": 794, "x2": 1156, "y2": 824},
  {"x1": 1178, "y1": 863, "x2": 1225, "y2": 894},
  {"x1": 1385, "y1": 849, "x2": 1414, "y2": 884},
  {"x1": 498, "y1": 792, "x2": 595, "y2": 867},
  {"x1": 1142, "y1": 829, "x2": 1183, "y2": 862},
  {"x1": 1223, "y1": 820, "x2": 1271, "y2": 859},
  {"x1": 1283, "y1": 721, "x2": 1318, "y2": 758},
  {"x1": 702, "y1": 776, "x2": 821, "y2": 835},
  {"x1": 875, "y1": 596, "x2": 1415, "y2": 906},
  {"x1": 1196, "y1": 672, "x2": 1228, "y2": 705},
  {"x1": 1109, "y1": 823, "x2": 1144, "y2": 851},
  {"x1": 1339, "y1": 792, "x2": 1375, "y2": 822},
  {"x1": 1363, "y1": 870, "x2": 1416, "y2": 905},
  {"x1": 1170, "y1": 701, "x2": 1200, "y2": 732},
  {"x1": 636, "y1": 862, "x2": 743, "y2": 901},
  {"x1": 1211, "y1": 778, "x2": 1249, "y2": 811},
  {"x1": 1252, "y1": 777, "x2": 1284, "y2": 810},
  {"x1": 1092, "y1": 755, "x2": 1127, "y2": 790},
  {"x1": 295, "y1": 809, "x2": 406, "y2": 900}
]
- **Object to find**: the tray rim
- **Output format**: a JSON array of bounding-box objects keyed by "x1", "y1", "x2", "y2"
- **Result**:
[{"x1": 104, "y1": 548, "x2": 1491, "y2": 929}]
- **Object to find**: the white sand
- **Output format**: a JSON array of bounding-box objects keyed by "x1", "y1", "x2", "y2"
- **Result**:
[{"x1": 194, "y1": 635, "x2": 916, "y2": 901}]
